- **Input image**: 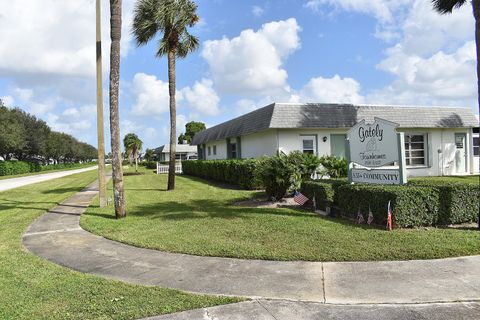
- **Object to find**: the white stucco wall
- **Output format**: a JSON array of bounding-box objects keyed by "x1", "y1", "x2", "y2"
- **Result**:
[
  {"x1": 241, "y1": 130, "x2": 278, "y2": 158},
  {"x1": 205, "y1": 140, "x2": 227, "y2": 160},
  {"x1": 277, "y1": 128, "x2": 348, "y2": 157}
]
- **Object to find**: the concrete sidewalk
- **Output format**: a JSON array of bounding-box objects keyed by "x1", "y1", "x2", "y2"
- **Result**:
[
  {"x1": 0, "y1": 166, "x2": 97, "y2": 192},
  {"x1": 22, "y1": 180, "x2": 480, "y2": 305},
  {"x1": 144, "y1": 300, "x2": 480, "y2": 320}
]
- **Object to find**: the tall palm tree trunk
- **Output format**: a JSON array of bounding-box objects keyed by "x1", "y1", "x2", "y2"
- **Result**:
[
  {"x1": 167, "y1": 48, "x2": 177, "y2": 190},
  {"x1": 473, "y1": 0, "x2": 480, "y2": 229},
  {"x1": 96, "y1": 0, "x2": 107, "y2": 207},
  {"x1": 109, "y1": 0, "x2": 126, "y2": 218}
]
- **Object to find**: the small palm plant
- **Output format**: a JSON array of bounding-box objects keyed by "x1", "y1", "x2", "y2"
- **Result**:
[
  {"x1": 132, "y1": 0, "x2": 200, "y2": 190},
  {"x1": 123, "y1": 133, "x2": 143, "y2": 172}
]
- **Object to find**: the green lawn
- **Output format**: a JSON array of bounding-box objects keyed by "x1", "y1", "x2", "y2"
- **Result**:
[
  {"x1": 81, "y1": 168, "x2": 480, "y2": 262},
  {"x1": 410, "y1": 175, "x2": 479, "y2": 184},
  {"x1": 0, "y1": 170, "x2": 239, "y2": 320}
]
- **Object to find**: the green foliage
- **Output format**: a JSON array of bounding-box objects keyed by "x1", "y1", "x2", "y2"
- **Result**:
[
  {"x1": 182, "y1": 159, "x2": 260, "y2": 189},
  {"x1": 337, "y1": 181, "x2": 479, "y2": 227},
  {"x1": 144, "y1": 148, "x2": 156, "y2": 161},
  {"x1": 178, "y1": 121, "x2": 206, "y2": 144},
  {"x1": 318, "y1": 155, "x2": 348, "y2": 178},
  {"x1": 288, "y1": 151, "x2": 322, "y2": 181},
  {"x1": 0, "y1": 104, "x2": 97, "y2": 162},
  {"x1": 301, "y1": 179, "x2": 348, "y2": 209},
  {"x1": 142, "y1": 161, "x2": 158, "y2": 170},
  {"x1": 255, "y1": 154, "x2": 298, "y2": 200},
  {"x1": 0, "y1": 161, "x2": 94, "y2": 177}
]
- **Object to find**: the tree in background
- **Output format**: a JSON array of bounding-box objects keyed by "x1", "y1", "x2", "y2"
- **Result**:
[
  {"x1": 123, "y1": 133, "x2": 143, "y2": 172},
  {"x1": 109, "y1": 0, "x2": 126, "y2": 218},
  {"x1": 144, "y1": 148, "x2": 155, "y2": 161},
  {"x1": 178, "y1": 121, "x2": 205, "y2": 144},
  {"x1": 0, "y1": 103, "x2": 97, "y2": 163},
  {"x1": 132, "y1": 0, "x2": 200, "y2": 191}
]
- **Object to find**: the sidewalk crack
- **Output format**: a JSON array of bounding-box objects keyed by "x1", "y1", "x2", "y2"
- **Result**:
[
  {"x1": 321, "y1": 262, "x2": 326, "y2": 303},
  {"x1": 256, "y1": 300, "x2": 279, "y2": 320}
]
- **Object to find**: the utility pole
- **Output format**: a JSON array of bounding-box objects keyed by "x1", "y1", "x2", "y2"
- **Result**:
[{"x1": 96, "y1": 0, "x2": 107, "y2": 207}]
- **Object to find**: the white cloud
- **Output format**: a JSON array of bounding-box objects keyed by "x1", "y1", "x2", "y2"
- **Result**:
[
  {"x1": 252, "y1": 5, "x2": 265, "y2": 17},
  {"x1": 300, "y1": 75, "x2": 365, "y2": 104},
  {"x1": 369, "y1": 0, "x2": 476, "y2": 107},
  {"x1": 0, "y1": 95, "x2": 14, "y2": 106},
  {"x1": 131, "y1": 73, "x2": 183, "y2": 116},
  {"x1": 304, "y1": 0, "x2": 411, "y2": 23},
  {"x1": 0, "y1": 0, "x2": 134, "y2": 80},
  {"x1": 201, "y1": 18, "x2": 301, "y2": 95},
  {"x1": 181, "y1": 79, "x2": 220, "y2": 116}
]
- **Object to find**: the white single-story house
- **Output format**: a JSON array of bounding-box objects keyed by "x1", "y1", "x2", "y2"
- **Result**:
[
  {"x1": 192, "y1": 103, "x2": 480, "y2": 177},
  {"x1": 155, "y1": 144, "x2": 197, "y2": 161}
]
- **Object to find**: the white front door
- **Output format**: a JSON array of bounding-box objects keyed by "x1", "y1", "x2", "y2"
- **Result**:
[{"x1": 454, "y1": 133, "x2": 467, "y2": 173}]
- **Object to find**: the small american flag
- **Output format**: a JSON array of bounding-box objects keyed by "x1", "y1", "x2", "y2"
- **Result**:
[
  {"x1": 367, "y1": 206, "x2": 374, "y2": 225},
  {"x1": 387, "y1": 201, "x2": 393, "y2": 231},
  {"x1": 357, "y1": 208, "x2": 365, "y2": 224},
  {"x1": 293, "y1": 191, "x2": 309, "y2": 205}
]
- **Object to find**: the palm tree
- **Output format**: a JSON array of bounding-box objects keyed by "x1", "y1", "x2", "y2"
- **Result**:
[
  {"x1": 132, "y1": 0, "x2": 200, "y2": 190},
  {"x1": 433, "y1": 0, "x2": 480, "y2": 230},
  {"x1": 109, "y1": 0, "x2": 126, "y2": 218},
  {"x1": 123, "y1": 133, "x2": 143, "y2": 172},
  {"x1": 96, "y1": 0, "x2": 107, "y2": 208}
]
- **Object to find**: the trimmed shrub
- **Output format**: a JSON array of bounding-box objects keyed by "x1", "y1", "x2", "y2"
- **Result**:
[
  {"x1": 301, "y1": 179, "x2": 348, "y2": 210},
  {"x1": 141, "y1": 161, "x2": 157, "y2": 169},
  {"x1": 337, "y1": 184, "x2": 441, "y2": 227},
  {"x1": 0, "y1": 161, "x2": 34, "y2": 176},
  {"x1": 182, "y1": 159, "x2": 260, "y2": 189}
]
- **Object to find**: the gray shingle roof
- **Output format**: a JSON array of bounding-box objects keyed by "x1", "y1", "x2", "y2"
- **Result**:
[
  {"x1": 155, "y1": 144, "x2": 197, "y2": 153},
  {"x1": 192, "y1": 103, "x2": 479, "y2": 145}
]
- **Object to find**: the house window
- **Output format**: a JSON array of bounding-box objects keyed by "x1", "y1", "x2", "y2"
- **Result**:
[
  {"x1": 213, "y1": 145, "x2": 217, "y2": 155},
  {"x1": 207, "y1": 146, "x2": 211, "y2": 156},
  {"x1": 473, "y1": 137, "x2": 479, "y2": 156},
  {"x1": 404, "y1": 133, "x2": 427, "y2": 166},
  {"x1": 302, "y1": 136, "x2": 316, "y2": 155},
  {"x1": 230, "y1": 143, "x2": 237, "y2": 159}
]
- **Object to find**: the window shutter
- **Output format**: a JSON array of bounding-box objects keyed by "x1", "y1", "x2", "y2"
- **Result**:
[
  {"x1": 427, "y1": 133, "x2": 433, "y2": 167},
  {"x1": 236, "y1": 137, "x2": 242, "y2": 159},
  {"x1": 226, "y1": 138, "x2": 231, "y2": 159}
]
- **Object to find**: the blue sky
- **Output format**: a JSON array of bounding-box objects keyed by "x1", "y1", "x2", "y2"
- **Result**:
[{"x1": 0, "y1": 0, "x2": 476, "y2": 151}]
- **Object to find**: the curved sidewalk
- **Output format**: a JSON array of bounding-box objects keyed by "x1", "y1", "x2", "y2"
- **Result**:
[
  {"x1": 0, "y1": 166, "x2": 97, "y2": 192},
  {"x1": 22, "y1": 181, "x2": 480, "y2": 304}
]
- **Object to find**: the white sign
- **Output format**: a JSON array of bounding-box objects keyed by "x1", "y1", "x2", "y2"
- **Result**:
[
  {"x1": 347, "y1": 118, "x2": 399, "y2": 167},
  {"x1": 351, "y1": 168, "x2": 401, "y2": 185}
]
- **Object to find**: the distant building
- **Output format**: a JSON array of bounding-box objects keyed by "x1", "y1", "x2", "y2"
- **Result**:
[
  {"x1": 155, "y1": 144, "x2": 197, "y2": 161},
  {"x1": 192, "y1": 103, "x2": 479, "y2": 176}
]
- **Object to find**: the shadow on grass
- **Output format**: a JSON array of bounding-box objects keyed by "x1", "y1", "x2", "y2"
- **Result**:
[
  {"x1": 0, "y1": 198, "x2": 60, "y2": 212},
  {"x1": 42, "y1": 187, "x2": 85, "y2": 194},
  {"x1": 180, "y1": 175, "x2": 249, "y2": 190}
]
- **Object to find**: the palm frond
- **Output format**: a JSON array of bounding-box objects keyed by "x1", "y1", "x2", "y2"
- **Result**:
[
  {"x1": 176, "y1": 31, "x2": 199, "y2": 58},
  {"x1": 132, "y1": 0, "x2": 160, "y2": 45},
  {"x1": 432, "y1": 0, "x2": 467, "y2": 14}
]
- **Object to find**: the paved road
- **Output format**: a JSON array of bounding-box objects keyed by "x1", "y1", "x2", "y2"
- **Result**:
[
  {"x1": 145, "y1": 300, "x2": 480, "y2": 320},
  {"x1": 22, "y1": 181, "x2": 480, "y2": 305},
  {"x1": 0, "y1": 166, "x2": 97, "y2": 192}
]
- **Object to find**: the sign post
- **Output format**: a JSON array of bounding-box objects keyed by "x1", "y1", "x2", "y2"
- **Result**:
[{"x1": 347, "y1": 117, "x2": 407, "y2": 185}]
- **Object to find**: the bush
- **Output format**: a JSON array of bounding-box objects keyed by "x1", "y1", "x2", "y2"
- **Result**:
[
  {"x1": 337, "y1": 184, "x2": 441, "y2": 227},
  {"x1": 409, "y1": 180, "x2": 479, "y2": 225},
  {"x1": 301, "y1": 179, "x2": 348, "y2": 210},
  {"x1": 182, "y1": 159, "x2": 260, "y2": 189},
  {"x1": 0, "y1": 161, "x2": 32, "y2": 176},
  {"x1": 255, "y1": 155, "x2": 297, "y2": 200},
  {"x1": 142, "y1": 161, "x2": 157, "y2": 169},
  {"x1": 288, "y1": 151, "x2": 321, "y2": 181},
  {"x1": 318, "y1": 155, "x2": 348, "y2": 178}
]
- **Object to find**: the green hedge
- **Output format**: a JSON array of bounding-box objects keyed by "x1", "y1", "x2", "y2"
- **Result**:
[
  {"x1": 0, "y1": 161, "x2": 95, "y2": 176},
  {"x1": 301, "y1": 178, "x2": 479, "y2": 227},
  {"x1": 301, "y1": 180, "x2": 348, "y2": 209},
  {"x1": 182, "y1": 160, "x2": 260, "y2": 189},
  {"x1": 337, "y1": 184, "x2": 441, "y2": 227}
]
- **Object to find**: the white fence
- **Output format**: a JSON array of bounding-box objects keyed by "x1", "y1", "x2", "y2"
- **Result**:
[{"x1": 157, "y1": 162, "x2": 182, "y2": 174}]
